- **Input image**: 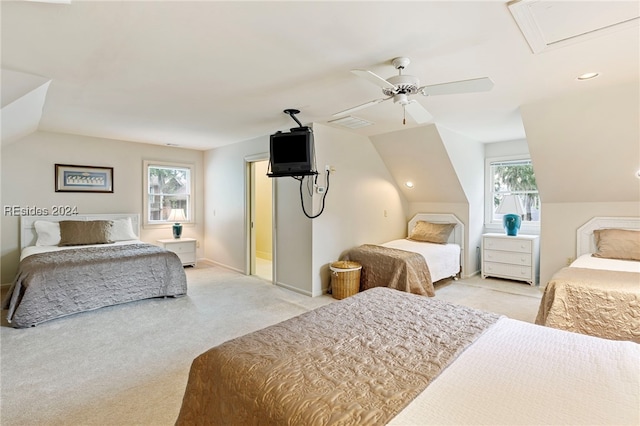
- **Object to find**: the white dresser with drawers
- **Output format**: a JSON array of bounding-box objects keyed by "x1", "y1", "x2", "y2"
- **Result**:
[{"x1": 481, "y1": 233, "x2": 539, "y2": 286}]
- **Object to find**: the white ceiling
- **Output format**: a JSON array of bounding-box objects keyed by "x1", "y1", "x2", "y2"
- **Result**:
[{"x1": 2, "y1": 0, "x2": 639, "y2": 150}]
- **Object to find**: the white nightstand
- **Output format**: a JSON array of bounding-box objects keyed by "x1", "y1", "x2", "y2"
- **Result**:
[
  {"x1": 481, "y1": 233, "x2": 539, "y2": 285},
  {"x1": 157, "y1": 238, "x2": 197, "y2": 267}
]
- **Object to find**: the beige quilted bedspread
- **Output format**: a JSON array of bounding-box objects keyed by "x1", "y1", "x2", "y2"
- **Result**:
[
  {"x1": 342, "y1": 244, "x2": 434, "y2": 296},
  {"x1": 176, "y1": 287, "x2": 500, "y2": 425},
  {"x1": 536, "y1": 267, "x2": 640, "y2": 343}
]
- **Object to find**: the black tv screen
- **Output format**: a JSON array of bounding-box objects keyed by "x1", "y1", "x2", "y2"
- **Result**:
[{"x1": 269, "y1": 130, "x2": 314, "y2": 176}]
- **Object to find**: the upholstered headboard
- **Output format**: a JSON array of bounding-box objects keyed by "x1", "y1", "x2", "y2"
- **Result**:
[
  {"x1": 20, "y1": 213, "x2": 141, "y2": 250},
  {"x1": 576, "y1": 216, "x2": 640, "y2": 257}
]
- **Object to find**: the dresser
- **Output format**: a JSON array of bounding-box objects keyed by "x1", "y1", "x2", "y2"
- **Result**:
[
  {"x1": 481, "y1": 233, "x2": 539, "y2": 285},
  {"x1": 157, "y1": 238, "x2": 197, "y2": 267}
]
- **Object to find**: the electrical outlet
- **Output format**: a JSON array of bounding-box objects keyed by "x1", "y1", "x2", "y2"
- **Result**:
[{"x1": 317, "y1": 186, "x2": 326, "y2": 194}]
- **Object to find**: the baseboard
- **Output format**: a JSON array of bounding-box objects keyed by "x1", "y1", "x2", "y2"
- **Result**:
[
  {"x1": 256, "y1": 251, "x2": 272, "y2": 261},
  {"x1": 274, "y1": 281, "x2": 312, "y2": 297},
  {"x1": 197, "y1": 258, "x2": 244, "y2": 274},
  {"x1": 463, "y1": 270, "x2": 481, "y2": 279}
]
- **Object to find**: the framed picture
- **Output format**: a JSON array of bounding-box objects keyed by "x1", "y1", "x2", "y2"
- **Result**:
[{"x1": 55, "y1": 164, "x2": 114, "y2": 193}]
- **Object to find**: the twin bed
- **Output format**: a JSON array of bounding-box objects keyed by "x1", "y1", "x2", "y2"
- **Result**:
[
  {"x1": 536, "y1": 216, "x2": 640, "y2": 343},
  {"x1": 340, "y1": 213, "x2": 463, "y2": 296},
  {"x1": 2, "y1": 214, "x2": 187, "y2": 328}
]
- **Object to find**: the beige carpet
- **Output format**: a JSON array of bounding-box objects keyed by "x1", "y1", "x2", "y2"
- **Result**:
[{"x1": 0, "y1": 264, "x2": 541, "y2": 426}]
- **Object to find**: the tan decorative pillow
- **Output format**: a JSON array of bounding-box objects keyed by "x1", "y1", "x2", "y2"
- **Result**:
[
  {"x1": 58, "y1": 220, "x2": 114, "y2": 246},
  {"x1": 408, "y1": 221, "x2": 456, "y2": 244},
  {"x1": 593, "y1": 229, "x2": 640, "y2": 261}
]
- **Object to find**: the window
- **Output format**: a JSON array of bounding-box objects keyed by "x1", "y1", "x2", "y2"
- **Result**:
[
  {"x1": 143, "y1": 161, "x2": 194, "y2": 227},
  {"x1": 485, "y1": 157, "x2": 540, "y2": 227}
]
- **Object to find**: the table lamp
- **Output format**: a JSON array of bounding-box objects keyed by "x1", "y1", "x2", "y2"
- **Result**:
[
  {"x1": 167, "y1": 208, "x2": 186, "y2": 239},
  {"x1": 496, "y1": 195, "x2": 524, "y2": 236}
]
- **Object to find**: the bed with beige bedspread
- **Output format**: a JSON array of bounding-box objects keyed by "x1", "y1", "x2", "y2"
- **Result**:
[
  {"x1": 176, "y1": 286, "x2": 640, "y2": 425},
  {"x1": 535, "y1": 266, "x2": 640, "y2": 342},
  {"x1": 341, "y1": 244, "x2": 435, "y2": 296},
  {"x1": 535, "y1": 217, "x2": 640, "y2": 343},
  {"x1": 338, "y1": 214, "x2": 463, "y2": 296}
]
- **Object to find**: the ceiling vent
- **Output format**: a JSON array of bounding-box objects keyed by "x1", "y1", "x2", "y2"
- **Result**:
[
  {"x1": 508, "y1": 0, "x2": 640, "y2": 54},
  {"x1": 328, "y1": 115, "x2": 373, "y2": 129}
]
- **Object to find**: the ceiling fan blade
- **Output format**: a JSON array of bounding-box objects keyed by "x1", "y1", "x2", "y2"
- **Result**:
[
  {"x1": 420, "y1": 77, "x2": 494, "y2": 96},
  {"x1": 332, "y1": 97, "x2": 392, "y2": 117},
  {"x1": 351, "y1": 69, "x2": 397, "y2": 91},
  {"x1": 404, "y1": 101, "x2": 433, "y2": 124}
]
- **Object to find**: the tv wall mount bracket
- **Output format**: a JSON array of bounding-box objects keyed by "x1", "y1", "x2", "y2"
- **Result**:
[{"x1": 283, "y1": 108, "x2": 306, "y2": 130}]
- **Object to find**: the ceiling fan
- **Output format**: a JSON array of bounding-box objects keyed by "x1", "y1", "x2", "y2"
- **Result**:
[{"x1": 333, "y1": 57, "x2": 494, "y2": 124}]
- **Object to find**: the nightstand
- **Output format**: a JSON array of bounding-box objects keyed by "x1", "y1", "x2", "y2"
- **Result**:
[
  {"x1": 481, "y1": 233, "x2": 539, "y2": 285},
  {"x1": 157, "y1": 238, "x2": 197, "y2": 267}
]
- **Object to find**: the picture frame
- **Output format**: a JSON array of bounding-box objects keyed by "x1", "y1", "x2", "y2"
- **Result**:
[{"x1": 55, "y1": 164, "x2": 114, "y2": 193}]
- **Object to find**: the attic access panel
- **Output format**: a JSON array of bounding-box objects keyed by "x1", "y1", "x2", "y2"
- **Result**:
[{"x1": 508, "y1": 0, "x2": 640, "y2": 53}]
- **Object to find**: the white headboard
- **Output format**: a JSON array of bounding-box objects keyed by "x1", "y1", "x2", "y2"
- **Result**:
[
  {"x1": 408, "y1": 213, "x2": 465, "y2": 250},
  {"x1": 21, "y1": 213, "x2": 141, "y2": 250},
  {"x1": 576, "y1": 216, "x2": 640, "y2": 257}
]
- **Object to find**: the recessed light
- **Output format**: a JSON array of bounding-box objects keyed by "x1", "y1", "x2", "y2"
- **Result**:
[
  {"x1": 577, "y1": 72, "x2": 600, "y2": 81},
  {"x1": 405, "y1": 181, "x2": 414, "y2": 188}
]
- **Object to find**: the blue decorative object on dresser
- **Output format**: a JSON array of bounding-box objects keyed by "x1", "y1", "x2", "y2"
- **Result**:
[
  {"x1": 496, "y1": 194, "x2": 525, "y2": 236},
  {"x1": 503, "y1": 214, "x2": 522, "y2": 236}
]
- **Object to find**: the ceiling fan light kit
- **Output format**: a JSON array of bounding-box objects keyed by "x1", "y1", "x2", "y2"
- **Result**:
[{"x1": 334, "y1": 57, "x2": 494, "y2": 125}]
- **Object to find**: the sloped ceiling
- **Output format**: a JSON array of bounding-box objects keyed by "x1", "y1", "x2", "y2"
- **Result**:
[
  {"x1": 522, "y1": 81, "x2": 640, "y2": 203},
  {"x1": 370, "y1": 125, "x2": 466, "y2": 204},
  {"x1": 1, "y1": 69, "x2": 51, "y2": 145},
  {"x1": 1, "y1": 1, "x2": 638, "y2": 150}
]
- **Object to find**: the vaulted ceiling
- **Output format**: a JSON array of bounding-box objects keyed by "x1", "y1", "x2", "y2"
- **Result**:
[{"x1": 2, "y1": 0, "x2": 638, "y2": 150}]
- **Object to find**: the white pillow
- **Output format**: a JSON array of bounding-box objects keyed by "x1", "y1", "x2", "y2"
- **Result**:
[
  {"x1": 34, "y1": 221, "x2": 61, "y2": 246},
  {"x1": 109, "y1": 218, "x2": 138, "y2": 241}
]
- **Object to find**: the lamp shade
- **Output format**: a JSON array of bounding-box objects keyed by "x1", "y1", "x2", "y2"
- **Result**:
[
  {"x1": 167, "y1": 208, "x2": 187, "y2": 222},
  {"x1": 496, "y1": 195, "x2": 525, "y2": 215}
]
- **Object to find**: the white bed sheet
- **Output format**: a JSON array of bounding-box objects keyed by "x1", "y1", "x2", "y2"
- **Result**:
[
  {"x1": 570, "y1": 253, "x2": 640, "y2": 273},
  {"x1": 390, "y1": 317, "x2": 640, "y2": 425},
  {"x1": 20, "y1": 240, "x2": 143, "y2": 261},
  {"x1": 380, "y1": 239, "x2": 461, "y2": 282}
]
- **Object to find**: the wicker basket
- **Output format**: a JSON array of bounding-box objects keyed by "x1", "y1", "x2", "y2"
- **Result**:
[{"x1": 330, "y1": 261, "x2": 362, "y2": 300}]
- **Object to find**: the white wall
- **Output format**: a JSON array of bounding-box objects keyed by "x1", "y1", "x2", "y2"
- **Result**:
[
  {"x1": 437, "y1": 125, "x2": 485, "y2": 277},
  {"x1": 522, "y1": 81, "x2": 640, "y2": 285},
  {"x1": 310, "y1": 123, "x2": 408, "y2": 296},
  {"x1": 1, "y1": 131, "x2": 205, "y2": 284},
  {"x1": 203, "y1": 135, "x2": 268, "y2": 272}
]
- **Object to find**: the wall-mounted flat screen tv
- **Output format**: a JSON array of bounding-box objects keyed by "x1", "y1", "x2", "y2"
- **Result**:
[{"x1": 268, "y1": 129, "x2": 315, "y2": 177}]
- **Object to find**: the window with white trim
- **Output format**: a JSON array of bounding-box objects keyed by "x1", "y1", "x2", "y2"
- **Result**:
[
  {"x1": 143, "y1": 161, "x2": 194, "y2": 227},
  {"x1": 485, "y1": 157, "x2": 540, "y2": 227}
]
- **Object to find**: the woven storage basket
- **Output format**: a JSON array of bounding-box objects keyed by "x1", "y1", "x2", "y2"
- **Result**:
[{"x1": 330, "y1": 261, "x2": 362, "y2": 300}]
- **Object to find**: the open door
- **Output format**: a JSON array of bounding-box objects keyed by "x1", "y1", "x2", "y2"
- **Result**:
[{"x1": 247, "y1": 157, "x2": 274, "y2": 282}]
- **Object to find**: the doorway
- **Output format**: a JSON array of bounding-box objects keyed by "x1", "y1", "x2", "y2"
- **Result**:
[{"x1": 247, "y1": 158, "x2": 274, "y2": 282}]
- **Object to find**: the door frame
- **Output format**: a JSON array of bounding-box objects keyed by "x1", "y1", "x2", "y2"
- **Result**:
[{"x1": 244, "y1": 153, "x2": 276, "y2": 284}]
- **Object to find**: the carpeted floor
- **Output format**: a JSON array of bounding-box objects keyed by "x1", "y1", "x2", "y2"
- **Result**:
[{"x1": 0, "y1": 264, "x2": 542, "y2": 425}]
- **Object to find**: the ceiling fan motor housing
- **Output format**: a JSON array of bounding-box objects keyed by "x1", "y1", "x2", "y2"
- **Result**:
[{"x1": 383, "y1": 74, "x2": 421, "y2": 96}]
